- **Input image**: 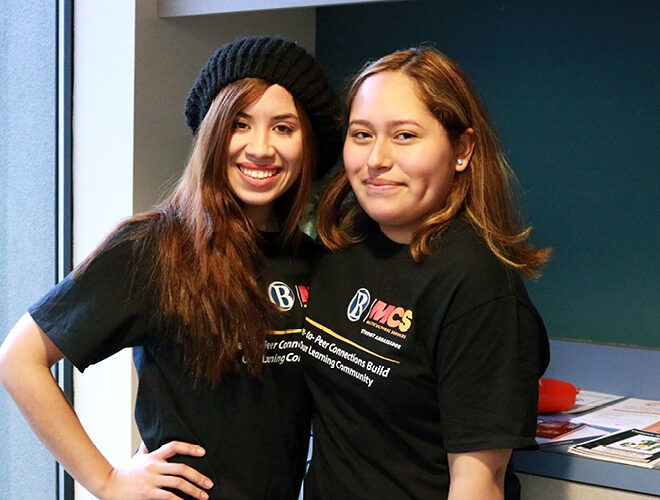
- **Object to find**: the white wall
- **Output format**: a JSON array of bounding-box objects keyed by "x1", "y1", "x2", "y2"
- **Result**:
[{"x1": 73, "y1": 2, "x2": 137, "y2": 498}]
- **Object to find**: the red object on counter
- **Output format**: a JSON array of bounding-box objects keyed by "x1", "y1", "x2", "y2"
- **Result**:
[{"x1": 538, "y1": 378, "x2": 580, "y2": 413}]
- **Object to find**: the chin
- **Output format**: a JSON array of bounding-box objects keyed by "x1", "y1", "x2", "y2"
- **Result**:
[{"x1": 362, "y1": 206, "x2": 398, "y2": 222}]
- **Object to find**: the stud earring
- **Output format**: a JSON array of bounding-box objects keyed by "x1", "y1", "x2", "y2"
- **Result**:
[{"x1": 457, "y1": 159, "x2": 463, "y2": 166}]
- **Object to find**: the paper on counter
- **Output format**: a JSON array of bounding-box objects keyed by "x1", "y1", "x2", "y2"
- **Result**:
[{"x1": 573, "y1": 398, "x2": 660, "y2": 430}]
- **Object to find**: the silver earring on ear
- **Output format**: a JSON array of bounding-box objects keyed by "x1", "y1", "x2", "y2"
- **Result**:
[{"x1": 457, "y1": 159, "x2": 463, "y2": 166}]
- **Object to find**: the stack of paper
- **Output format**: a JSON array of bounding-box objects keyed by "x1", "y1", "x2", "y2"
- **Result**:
[
  {"x1": 568, "y1": 429, "x2": 660, "y2": 469},
  {"x1": 537, "y1": 392, "x2": 660, "y2": 463}
]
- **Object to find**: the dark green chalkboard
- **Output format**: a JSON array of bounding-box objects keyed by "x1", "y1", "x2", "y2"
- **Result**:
[{"x1": 316, "y1": 0, "x2": 660, "y2": 349}]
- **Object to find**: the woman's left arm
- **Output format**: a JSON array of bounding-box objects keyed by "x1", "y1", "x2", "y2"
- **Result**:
[{"x1": 447, "y1": 448, "x2": 512, "y2": 500}]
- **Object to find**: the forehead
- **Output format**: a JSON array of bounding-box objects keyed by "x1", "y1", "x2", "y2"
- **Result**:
[
  {"x1": 242, "y1": 84, "x2": 298, "y2": 115},
  {"x1": 350, "y1": 71, "x2": 429, "y2": 119}
]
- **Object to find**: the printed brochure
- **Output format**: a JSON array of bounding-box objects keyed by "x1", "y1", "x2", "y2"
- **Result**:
[{"x1": 568, "y1": 429, "x2": 660, "y2": 469}]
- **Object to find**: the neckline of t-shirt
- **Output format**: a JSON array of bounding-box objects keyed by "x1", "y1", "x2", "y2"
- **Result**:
[
  {"x1": 256, "y1": 229, "x2": 281, "y2": 254},
  {"x1": 365, "y1": 216, "x2": 472, "y2": 259},
  {"x1": 366, "y1": 222, "x2": 409, "y2": 258}
]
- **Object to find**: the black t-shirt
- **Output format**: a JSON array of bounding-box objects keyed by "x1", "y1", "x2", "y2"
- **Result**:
[
  {"x1": 301, "y1": 218, "x2": 549, "y2": 499},
  {"x1": 29, "y1": 230, "x2": 314, "y2": 500}
]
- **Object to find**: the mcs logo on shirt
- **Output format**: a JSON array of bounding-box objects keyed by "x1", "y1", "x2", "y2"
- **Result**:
[{"x1": 346, "y1": 288, "x2": 413, "y2": 337}]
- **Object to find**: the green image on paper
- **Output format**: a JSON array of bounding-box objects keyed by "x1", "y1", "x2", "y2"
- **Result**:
[{"x1": 620, "y1": 439, "x2": 660, "y2": 451}]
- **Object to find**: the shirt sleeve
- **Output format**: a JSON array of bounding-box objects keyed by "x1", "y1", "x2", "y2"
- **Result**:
[
  {"x1": 434, "y1": 294, "x2": 549, "y2": 454},
  {"x1": 28, "y1": 238, "x2": 156, "y2": 371}
]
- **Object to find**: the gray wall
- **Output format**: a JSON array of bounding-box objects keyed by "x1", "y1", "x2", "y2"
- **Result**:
[
  {"x1": 316, "y1": 0, "x2": 660, "y2": 348},
  {"x1": 0, "y1": 1, "x2": 57, "y2": 497}
]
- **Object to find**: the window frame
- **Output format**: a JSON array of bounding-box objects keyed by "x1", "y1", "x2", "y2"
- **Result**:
[{"x1": 55, "y1": 0, "x2": 74, "y2": 498}]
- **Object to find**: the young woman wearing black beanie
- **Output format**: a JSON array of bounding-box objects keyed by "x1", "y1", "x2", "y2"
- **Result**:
[{"x1": 0, "y1": 35, "x2": 341, "y2": 500}]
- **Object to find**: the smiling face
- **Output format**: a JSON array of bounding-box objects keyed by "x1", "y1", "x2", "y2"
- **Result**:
[
  {"x1": 344, "y1": 71, "x2": 471, "y2": 243},
  {"x1": 226, "y1": 84, "x2": 304, "y2": 229}
]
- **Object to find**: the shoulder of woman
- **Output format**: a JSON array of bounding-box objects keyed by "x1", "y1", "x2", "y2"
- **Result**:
[
  {"x1": 75, "y1": 217, "x2": 162, "y2": 282},
  {"x1": 427, "y1": 218, "x2": 533, "y2": 303},
  {"x1": 431, "y1": 219, "x2": 501, "y2": 271}
]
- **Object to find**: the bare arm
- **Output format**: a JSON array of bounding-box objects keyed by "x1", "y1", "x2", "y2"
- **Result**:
[
  {"x1": 0, "y1": 313, "x2": 212, "y2": 500},
  {"x1": 447, "y1": 448, "x2": 512, "y2": 500}
]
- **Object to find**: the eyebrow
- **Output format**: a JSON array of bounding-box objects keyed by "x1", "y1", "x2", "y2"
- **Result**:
[
  {"x1": 237, "y1": 111, "x2": 300, "y2": 122},
  {"x1": 348, "y1": 118, "x2": 423, "y2": 128}
]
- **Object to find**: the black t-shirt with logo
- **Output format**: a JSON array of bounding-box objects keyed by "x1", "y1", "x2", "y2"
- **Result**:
[
  {"x1": 301, "y1": 218, "x2": 549, "y2": 499},
  {"x1": 29, "y1": 229, "x2": 314, "y2": 500}
]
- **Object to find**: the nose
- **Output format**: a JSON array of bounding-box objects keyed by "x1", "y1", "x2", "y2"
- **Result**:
[
  {"x1": 366, "y1": 137, "x2": 393, "y2": 170},
  {"x1": 245, "y1": 128, "x2": 274, "y2": 159}
]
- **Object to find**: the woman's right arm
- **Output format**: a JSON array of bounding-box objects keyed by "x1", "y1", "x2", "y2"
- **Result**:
[{"x1": 0, "y1": 313, "x2": 212, "y2": 500}]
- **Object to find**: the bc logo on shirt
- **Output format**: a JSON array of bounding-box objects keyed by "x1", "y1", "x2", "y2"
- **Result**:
[
  {"x1": 268, "y1": 281, "x2": 296, "y2": 311},
  {"x1": 347, "y1": 288, "x2": 371, "y2": 321}
]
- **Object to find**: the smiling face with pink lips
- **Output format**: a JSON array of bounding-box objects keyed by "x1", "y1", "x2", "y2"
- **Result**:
[
  {"x1": 227, "y1": 84, "x2": 304, "y2": 229},
  {"x1": 344, "y1": 70, "x2": 469, "y2": 243}
]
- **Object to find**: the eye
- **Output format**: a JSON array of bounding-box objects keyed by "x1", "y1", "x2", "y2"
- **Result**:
[
  {"x1": 351, "y1": 130, "x2": 372, "y2": 141},
  {"x1": 233, "y1": 120, "x2": 249, "y2": 131},
  {"x1": 274, "y1": 123, "x2": 294, "y2": 134},
  {"x1": 394, "y1": 131, "x2": 416, "y2": 140}
]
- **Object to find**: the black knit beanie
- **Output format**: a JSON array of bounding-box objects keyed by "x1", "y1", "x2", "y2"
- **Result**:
[{"x1": 185, "y1": 35, "x2": 342, "y2": 178}]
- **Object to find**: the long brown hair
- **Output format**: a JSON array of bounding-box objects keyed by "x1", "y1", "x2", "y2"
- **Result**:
[
  {"x1": 77, "y1": 78, "x2": 316, "y2": 385},
  {"x1": 317, "y1": 47, "x2": 550, "y2": 278}
]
